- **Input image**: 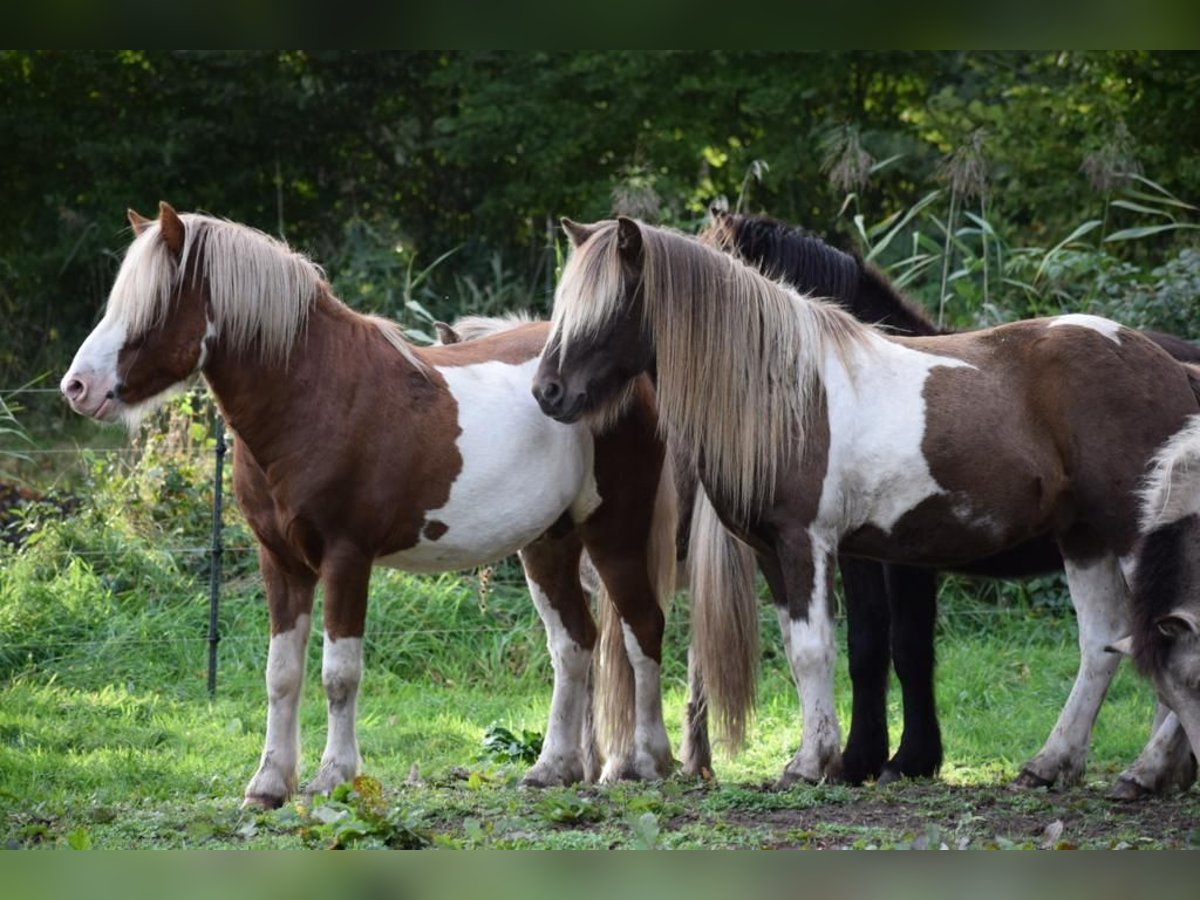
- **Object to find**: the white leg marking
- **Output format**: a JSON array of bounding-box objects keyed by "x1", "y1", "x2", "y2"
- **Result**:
[
  {"x1": 600, "y1": 623, "x2": 672, "y2": 781},
  {"x1": 522, "y1": 571, "x2": 590, "y2": 787},
  {"x1": 782, "y1": 548, "x2": 841, "y2": 784},
  {"x1": 244, "y1": 614, "x2": 310, "y2": 805},
  {"x1": 1023, "y1": 555, "x2": 1129, "y2": 786},
  {"x1": 307, "y1": 632, "x2": 364, "y2": 796}
]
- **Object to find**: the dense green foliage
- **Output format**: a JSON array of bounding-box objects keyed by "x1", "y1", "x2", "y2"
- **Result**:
[{"x1": 3, "y1": 51, "x2": 1199, "y2": 387}]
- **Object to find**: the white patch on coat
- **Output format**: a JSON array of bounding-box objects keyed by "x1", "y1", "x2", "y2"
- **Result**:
[
  {"x1": 521, "y1": 571, "x2": 590, "y2": 785},
  {"x1": 308, "y1": 633, "x2": 363, "y2": 794},
  {"x1": 244, "y1": 614, "x2": 311, "y2": 802},
  {"x1": 1047, "y1": 313, "x2": 1123, "y2": 344},
  {"x1": 816, "y1": 332, "x2": 976, "y2": 535},
  {"x1": 376, "y1": 357, "x2": 594, "y2": 571},
  {"x1": 1022, "y1": 555, "x2": 1129, "y2": 785}
]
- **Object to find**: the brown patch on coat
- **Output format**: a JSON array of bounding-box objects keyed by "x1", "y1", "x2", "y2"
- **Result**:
[
  {"x1": 579, "y1": 377, "x2": 668, "y2": 661},
  {"x1": 423, "y1": 520, "x2": 448, "y2": 541},
  {"x1": 421, "y1": 322, "x2": 549, "y2": 367},
  {"x1": 209, "y1": 289, "x2": 469, "y2": 638},
  {"x1": 843, "y1": 322, "x2": 1199, "y2": 566}
]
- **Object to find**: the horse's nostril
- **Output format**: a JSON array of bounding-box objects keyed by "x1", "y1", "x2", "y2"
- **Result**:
[
  {"x1": 64, "y1": 378, "x2": 85, "y2": 401},
  {"x1": 541, "y1": 380, "x2": 563, "y2": 403}
]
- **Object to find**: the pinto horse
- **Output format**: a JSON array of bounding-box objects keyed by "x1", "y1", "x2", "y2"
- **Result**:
[
  {"x1": 533, "y1": 216, "x2": 1200, "y2": 791},
  {"x1": 694, "y1": 211, "x2": 1200, "y2": 792},
  {"x1": 61, "y1": 204, "x2": 677, "y2": 807}
]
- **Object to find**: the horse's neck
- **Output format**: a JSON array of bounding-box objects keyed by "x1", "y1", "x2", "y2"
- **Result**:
[
  {"x1": 851, "y1": 267, "x2": 942, "y2": 337},
  {"x1": 202, "y1": 294, "x2": 425, "y2": 466}
]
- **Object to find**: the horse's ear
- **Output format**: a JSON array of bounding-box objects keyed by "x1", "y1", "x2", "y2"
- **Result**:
[
  {"x1": 1104, "y1": 636, "x2": 1134, "y2": 656},
  {"x1": 561, "y1": 218, "x2": 600, "y2": 248},
  {"x1": 616, "y1": 216, "x2": 643, "y2": 258},
  {"x1": 434, "y1": 322, "x2": 460, "y2": 345},
  {"x1": 708, "y1": 203, "x2": 730, "y2": 222},
  {"x1": 128, "y1": 208, "x2": 154, "y2": 235},
  {"x1": 1155, "y1": 610, "x2": 1200, "y2": 639},
  {"x1": 158, "y1": 201, "x2": 185, "y2": 259}
]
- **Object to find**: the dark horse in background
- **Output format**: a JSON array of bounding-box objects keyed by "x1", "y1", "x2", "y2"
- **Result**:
[{"x1": 694, "y1": 211, "x2": 1200, "y2": 791}]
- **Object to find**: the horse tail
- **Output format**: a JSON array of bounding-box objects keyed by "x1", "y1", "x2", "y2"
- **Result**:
[
  {"x1": 591, "y1": 447, "x2": 679, "y2": 766},
  {"x1": 689, "y1": 489, "x2": 759, "y2": 754}
]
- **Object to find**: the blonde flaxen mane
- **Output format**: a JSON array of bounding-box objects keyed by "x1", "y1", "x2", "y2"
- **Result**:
[
  {"x1": 107, "y1": 214, "x2": 424, "y2": 370},
  {"x1": 551, "y1": 219, "x2": 868, "y2": 522},
  {"x1": 1140, "y1": 414, "x2": 1200, "y2": 531}
]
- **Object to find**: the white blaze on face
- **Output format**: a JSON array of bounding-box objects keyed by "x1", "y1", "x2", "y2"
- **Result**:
[
  {"x1": 60, "y1": 311, "x2": 128, "y2": 422},
  {"x1": 1047, "y1": 314, "x2": 1123, "y2": 345}
]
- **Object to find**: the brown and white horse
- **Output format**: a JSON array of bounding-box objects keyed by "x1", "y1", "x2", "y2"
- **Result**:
[
  {"x1": 533, "y1": 216, "x2": 1200, "y2": 790},
  {"x1": 61, "y1": 204, "x2": 677, "y2": 807}
]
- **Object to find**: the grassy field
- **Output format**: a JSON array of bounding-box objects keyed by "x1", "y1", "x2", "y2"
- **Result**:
[
  {"x1": 2, "y1": 565, "x2": 1197, "y2": 850},
  {"x1": 2, "y1": 410, "x2": 1198, "y2": 849}
]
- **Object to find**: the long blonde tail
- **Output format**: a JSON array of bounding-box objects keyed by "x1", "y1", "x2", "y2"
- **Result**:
[
  {"x1": 689, "y1": 489, "x2": 759, "y2": 754},
  {"x1": 591, "y1": 451, "x2": 678, "y2": 764}
]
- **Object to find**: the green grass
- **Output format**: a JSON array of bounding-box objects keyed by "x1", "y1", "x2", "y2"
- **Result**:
[
  {"x1": 1, "y1": 426, "x2": 1196, "y2": 849},
  {"x1": 3, "y1": 589, "x2": 1194, "y2": 849}
]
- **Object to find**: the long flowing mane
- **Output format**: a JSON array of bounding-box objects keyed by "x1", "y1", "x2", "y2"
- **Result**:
[
  {"x1": 1133, "y1": 414, "x2": 1200, "y2": 674},
  {"x1": 552, "y1": 219, "x2": 869, "y2": 522},
  {"x1": 705, "y1": 212, "x2": 943, "y2": 337},
  {"x1": 1139, "y1": 414, "x2": 1200, "y2": 532},
  {"x1": 106, "y1": 214, "x2": 423, "y2": 369}
]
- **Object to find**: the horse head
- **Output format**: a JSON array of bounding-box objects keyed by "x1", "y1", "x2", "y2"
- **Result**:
[
  {"x1": 61, "y1": 202, "x2": 211, "y2": 427},
  {"x1": 533, "y1": 216, "x2": 654, "y2": 425}
]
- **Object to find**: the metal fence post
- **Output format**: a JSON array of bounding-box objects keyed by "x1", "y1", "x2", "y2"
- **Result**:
[{"x1": 207, "y1": 415, "x2": 226, "y2": 698}]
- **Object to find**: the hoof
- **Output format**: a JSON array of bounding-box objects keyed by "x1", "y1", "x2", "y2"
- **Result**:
[
  {"x1": 242, "y1": 793, "x2": 285, "y2": 811},
  {"x1": 1107, "y1": 777, "x2": 1153, "y2": 803},
  {"x1": 521, "y1": 770, "x2": 579, "y2": 789},
  {"x1": 875, "y1": 765, "x2": 903, "y2": 787},
  {"x1": 1009, "y1": 769, "x2": 1054, "y2": 791}
]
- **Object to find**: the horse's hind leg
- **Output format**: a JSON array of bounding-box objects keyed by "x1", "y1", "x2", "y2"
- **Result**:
[
  {"x1": 839, "y1": 556, "x2": 891, "y2": 785},
  {"x1": 680, "y1": 645, "x2": 713, "y2": 777},
  {"x1": 306, "y1": 547, "x2": 372, "y2": 798},
  {"x1": 881, "y1": 563, "x2": 942, "y2": 783},
  {"x1": 519, "y1": 530, "x2": 596, "y2": 787},
  {"x1": 1110, "y1": 705, "x2": 1197, "y2": 800},
  {"x1": 244, "y1": 547, "x2": 317, "y2": 809},
  {"x1": 1015, "y1": 553, "x2": 1128, "y2": 788}
]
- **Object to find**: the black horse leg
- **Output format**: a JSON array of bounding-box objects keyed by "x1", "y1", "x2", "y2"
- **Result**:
[
  {"x1": 839, "y1": 556, "x2": 891, "y2": 785},
  {"x1": 880, "y1": 564, "x2": 942, "y2": 782}
]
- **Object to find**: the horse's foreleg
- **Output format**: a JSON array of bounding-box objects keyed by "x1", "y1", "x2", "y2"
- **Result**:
[
  {"x1": 306, "y1": 549, "x2": 371, "y2": 798},
  {"x1": 518, "y1": 532, "x2": 595, "y2": 788},
  {"x1": 244, "y1": 548, "x2": 317, "y2": 809},
  {"x1": 839, "y1": 556, "x2": 891, "y2": 785},
  {"x1": 777, "y1": 537, "x2": 843, "y2": 787},
  {"x1": 1110, "y1": 704, "x2": 1197, "y2": 800},
  {"x1": 1016, "y1": 554, "x2": 1128, "y2": 788},
  {"x1": 882, "y1": 563, "x2": 942, "y2": 783}
]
